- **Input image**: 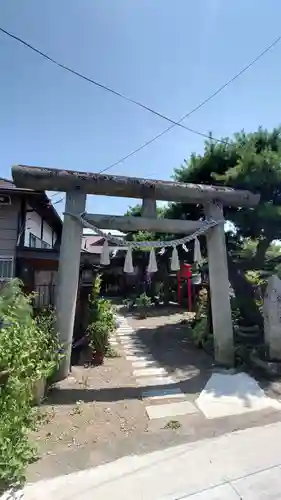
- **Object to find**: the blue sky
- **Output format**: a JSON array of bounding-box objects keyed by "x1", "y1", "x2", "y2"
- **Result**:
[{"x1": 1, "y1": 0, "x2": 281, "y2": 218}]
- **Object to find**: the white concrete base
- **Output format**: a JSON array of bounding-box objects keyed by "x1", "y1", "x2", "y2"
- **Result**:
[
  {"x1": 196, "y1": 372, "x2": 281, "y2": 419},
  {"x1": 146, "y1": 400, "x2": 198, "y2": 420}
]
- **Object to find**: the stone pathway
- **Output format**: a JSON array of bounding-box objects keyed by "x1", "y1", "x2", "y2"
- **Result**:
[
  {"x1": 115, "y1": 315, "x2": 200, "y2": 422},
  {"x1": 114, "y1": 314, "x2": 281, "y2": 424}
]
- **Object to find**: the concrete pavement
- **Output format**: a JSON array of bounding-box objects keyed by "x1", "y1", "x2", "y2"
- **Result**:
[{"x1": 6, "y1": 420, "x2": 281, "y2": 499}]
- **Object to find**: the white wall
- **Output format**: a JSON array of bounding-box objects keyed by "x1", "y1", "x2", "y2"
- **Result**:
[
  {"x1": 24, "y1": 209, "x2": 41, "y2": 246},
  {"x1": 24, "y1": 204, "x2": 56, "y2": 248},
  {"x1": 43, "y1": 219, "x2": 55, "y2": 247}
]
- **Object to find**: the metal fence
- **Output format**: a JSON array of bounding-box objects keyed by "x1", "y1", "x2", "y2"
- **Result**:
[{"x1": 34, "y1": 284, "x2": 56, "y2": 310}]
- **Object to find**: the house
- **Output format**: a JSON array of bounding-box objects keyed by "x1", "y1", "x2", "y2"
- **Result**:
[
  {"x1": 0, "y1": 178, "x2": 153, "y2": 307},
  {"x1": 0, "y1": 178, "x2": 62, "y2": 305}
]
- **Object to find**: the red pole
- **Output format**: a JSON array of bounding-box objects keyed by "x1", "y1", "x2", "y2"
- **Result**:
[
  {"x1": 177, "y1": 272, "x2": 181, "y2": 305},
  {"x1": 187, "y1": 276, "x2": 192, "y2": 312}
]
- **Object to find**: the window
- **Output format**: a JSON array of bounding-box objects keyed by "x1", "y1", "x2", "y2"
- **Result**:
[{"x1": 0, "y1": 257, "x2": 14, "y2": 281}]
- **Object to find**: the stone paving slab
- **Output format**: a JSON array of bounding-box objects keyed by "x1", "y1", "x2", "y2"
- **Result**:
[
  {"x1": 231, "y1": 465, "x2": 281, "y2": 499},
  {"x1": 181, "y1": 483, "x2": 239, "y2": 499},
  {"x1": 146, "y1": 400, "x2": 199, "y2": 420}
]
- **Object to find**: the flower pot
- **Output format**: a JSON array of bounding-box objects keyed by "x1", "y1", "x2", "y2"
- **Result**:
[
  {"x1": 138, "y1": 307, "x2": 147, "y2": 319},
  {"x1": 236, "y1": 325, "x2": 261, "y2": 345},
  {"x1": 33, "y1": 378, "x2": 46, "y2": 405},
  {"x1": 238, "y1": 324, "x2": 259, "y2": 333},
  {"x1": 250, "y1": 347, "x2": 281, "y2": 377},
  {"x1": 92, "y1": 351, "x2": 104, "y2": 365}
]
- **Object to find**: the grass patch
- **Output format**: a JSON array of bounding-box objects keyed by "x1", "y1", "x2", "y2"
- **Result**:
[{"x1": 164, "y1": 419, "x2": 181, "y2": 430}]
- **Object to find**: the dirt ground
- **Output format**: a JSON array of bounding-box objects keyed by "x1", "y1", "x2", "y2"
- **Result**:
[
  {"x1": 28, "y1": 306, "x2": 197, "y2": 480},
  {"x1": 30, "y1": 353, "x2": 148, "y2": 455}
]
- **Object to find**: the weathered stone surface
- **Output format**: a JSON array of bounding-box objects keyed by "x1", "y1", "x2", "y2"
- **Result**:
[
  {"x1": 263, "y1": 275, "x2": 281, "y2": 360},
  {"x1": 11, "y1": 164, "x2": 260, "y2": 207}
]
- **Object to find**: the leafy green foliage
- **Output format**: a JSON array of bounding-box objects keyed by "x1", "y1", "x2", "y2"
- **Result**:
[
  {"x1": 171, "y1": 127, "x2": 281, "y2": 244},
  {"x1": 168, "y1": 127, "x2": 281, "y2": 325},
  {"x1": 0, "y1": 280, "x2": 62, "y2": 488},
  {"x1": 192, "y1": 288, "x2": 209, "y2": 345},
  {"x1": 125, "y1": 204, "x2": 166, "y2": 245},
  {"x1": 34, "y1": 307, "x2": 62, "y2": 379},
  {"x1": 87, "y1": 275, "x2": 116, "y2": 355},
  {"x1": 135, "y1": 293, "x2": 152, "y2": 313}
]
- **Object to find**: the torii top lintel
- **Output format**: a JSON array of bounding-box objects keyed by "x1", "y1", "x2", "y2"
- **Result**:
[{"x1": 11, "y1": 164, "x2": 260, "y2": 208}]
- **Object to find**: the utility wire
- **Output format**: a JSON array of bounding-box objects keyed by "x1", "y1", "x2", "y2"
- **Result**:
[
  {"x1": 0, "y1": 26, "x2": 242, "y2": 146},
  {"x1": 1, "y1": 26, "x2": 280, "y2": 172},
  {"x1": 100, "y1": 34, "x2": 281, "y2": 173}
]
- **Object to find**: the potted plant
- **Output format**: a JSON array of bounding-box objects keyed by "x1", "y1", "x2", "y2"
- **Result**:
[
  {"x1": 88, "y1": 320, "x2": 109, "y2": 365},
  {"x1": 135, "y1": 292, "x2": 152, "y2": 319}
]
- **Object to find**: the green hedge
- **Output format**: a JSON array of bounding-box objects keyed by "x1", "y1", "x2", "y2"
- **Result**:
[{"x1": 0, "y1": 280, "x2": 61, "y2": 489}]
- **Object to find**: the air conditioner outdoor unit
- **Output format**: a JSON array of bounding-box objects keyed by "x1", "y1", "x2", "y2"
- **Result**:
[{"x1": 0, "y1": 194, "x2": 11, "y2": 206}]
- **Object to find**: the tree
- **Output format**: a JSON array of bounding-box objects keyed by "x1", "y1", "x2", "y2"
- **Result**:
[{"x1": 168, "y1": 126, "x2": 281, "y2": 325}]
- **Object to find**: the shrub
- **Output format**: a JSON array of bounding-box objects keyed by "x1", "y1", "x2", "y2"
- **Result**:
[
  {"x1": 135, "y1": 293, "x2": 152, "y2": 318},
  {"x1": 135, "y1": 293, "x2": 152, "y2": 309},
  {"x1": 34, "y1": 307, "x2": 62, "y2": 379},
  {"x1": 88, "y1": 321, "x2": 109, "y2": 355},
  {"x1": 87, "y1": 275, "x2": 116, "y2": 355},
  {"x1": 0, "y1": 280, "x2": 61, "y2": 489}
]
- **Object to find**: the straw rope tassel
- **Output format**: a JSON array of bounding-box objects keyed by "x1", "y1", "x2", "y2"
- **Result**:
[
  {"x1": 147, "y1": 248, "x2": 158, "y2": 273},
  {"x1": 100, "y1": 239, "x2": 110, "y2": 265},
  {"x1": 124, "y1": 247, "x2": 134, "y2": 273},
  {"x1": 171, "y1": 246, "x2": 180, "y2": 271},
  {"x1": 194, "y1": 236, "x2": 203, "y2": 265}
]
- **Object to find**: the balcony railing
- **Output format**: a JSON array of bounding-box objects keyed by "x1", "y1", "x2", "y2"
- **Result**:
[{"x1": 29, "y1": 234, "x2": 52, "y2": 249}]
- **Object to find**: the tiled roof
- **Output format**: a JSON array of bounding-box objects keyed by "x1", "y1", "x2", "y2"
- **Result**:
[
  {"x1": 0, "y1": 177, "x2": 62, "y2": 231},
  {"x1": 82, "y1": 235, "x2": 105, "y2": 251}
]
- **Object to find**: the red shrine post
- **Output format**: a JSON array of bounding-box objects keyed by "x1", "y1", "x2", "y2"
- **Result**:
[{"x1": 177, "y1": 263, "x2": 192, "y2": 311}]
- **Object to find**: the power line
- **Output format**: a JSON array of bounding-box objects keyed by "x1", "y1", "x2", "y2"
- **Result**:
[
  {"x1": 1, "y1": 26, "x2": 280, "y2": 172},
  {"x1": 100, "y1": 34, "x2": 281, "y2": 173},
  {"x1": 0, "y1": 26, "x2": 234, "y2": 145}
]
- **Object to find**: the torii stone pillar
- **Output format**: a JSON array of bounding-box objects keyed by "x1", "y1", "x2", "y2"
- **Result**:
[
  {"x1": 204, "y1": 202, "x2": 233, "y2": 366},
  {"x1": 55, "y1": 191, "x2": 86, "y2": 379}
]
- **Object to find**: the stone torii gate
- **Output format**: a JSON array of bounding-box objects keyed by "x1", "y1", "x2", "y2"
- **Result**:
[{"x1": 12, "y1": 165, "x2": 260, "y2": 379}]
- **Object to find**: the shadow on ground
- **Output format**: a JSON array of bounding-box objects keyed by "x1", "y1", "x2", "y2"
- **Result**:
[
  {"x1": 118, "y1": 303, "x2": 187, "y2": 319},
  {"x1": 43, "y1": 315, "x2": 281, "y2": 409},
  {"x1": 43, "y1": 371, "x2": 208, "y2": 406}
]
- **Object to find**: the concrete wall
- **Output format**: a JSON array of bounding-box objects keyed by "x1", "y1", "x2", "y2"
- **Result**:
[
  {"x1": 0, "y1": 197, "x2": 20, "y2": 257},
  {"x1": 0, "y1": 196, "x2": 21, "y2": 280}
]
